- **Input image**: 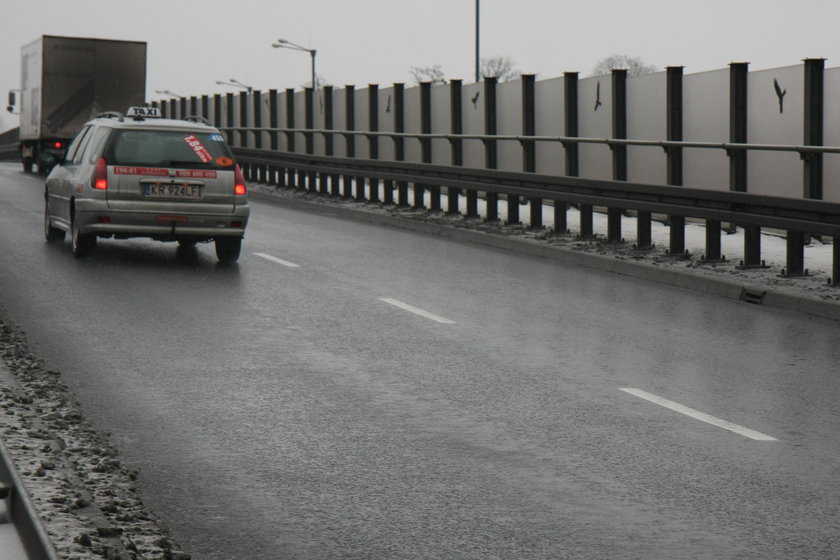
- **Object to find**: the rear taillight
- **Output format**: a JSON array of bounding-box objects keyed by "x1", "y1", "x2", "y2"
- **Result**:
[
  {"x1": 54, "y1": 141, "x2": 63, "y2": 149},
  {"x1": 234, "y1": 164, "x2": 246, "y2": 196},
  {"x1": 92, "y1": 158, "x2": 108, "y2": 190}
]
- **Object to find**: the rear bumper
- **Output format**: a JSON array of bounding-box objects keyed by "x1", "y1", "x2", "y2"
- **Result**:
[{"x1": 74, "y1": 198, "x2": 249, "y2": 239}]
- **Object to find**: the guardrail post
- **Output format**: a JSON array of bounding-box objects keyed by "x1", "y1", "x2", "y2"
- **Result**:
[
  {"x1": 369, "y1": 84, "x2": 380, "y2": 202},
  {"x1": 268, "y1": 89, "x2": 279, "y2": 186},
  {"x1": 252, "y1": 90, "x2": 263, "y2": 183},
  {"x1": 285, "y1": 88, "x2": 297, "y2": 188},
  {"x1": 305, "y1": 87, "x2": 316, "y2": 193},
  {"x1": 344, "y1": 85, "x2": 358, "y2": 199},
  {"x1": 833, "y1": 237, "x2": 840, "y2": 285},
  {"x1": 394, "y1": 83, "x2": 408, "y2": 206},
  {"x1": 485, "y1": 77, "x2": 499, "y2": 221},
  {"x1": 522, "y1": 74, "x2": 538, "y2": 227},
  {"x1": 666, "y1": 66, "x2": 685, "y2": 255},
  {"x1": 609, "y1": 69, "x2": 627, "y2": 243},
  {"x1": 324, "y1": 86, "x2": 338, "y2": 195},
  {"x1": 449, "y1": 79, "x2": 464, "y2": 215}
]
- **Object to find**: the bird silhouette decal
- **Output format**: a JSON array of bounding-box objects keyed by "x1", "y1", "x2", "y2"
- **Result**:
[
  {"x1": 773, "y1": 79, "x2": 786, "y2": 114},
  {"x1": 471, "y1": 91, "x2": 480, "y2": 109},
  {"x1": 594, "y1": 81, "x2": 602, "y2": 111}
]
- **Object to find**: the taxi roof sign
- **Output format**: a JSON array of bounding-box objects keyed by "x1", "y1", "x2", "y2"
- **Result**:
[{"x1": 126, "y1": 106, "x2": 162, "y2": 118}]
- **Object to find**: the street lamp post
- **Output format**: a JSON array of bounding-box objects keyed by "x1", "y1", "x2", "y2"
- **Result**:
[
  {"x1": 154, "y1": 89, "x2": 183, "y2": 98},
  {"x1": 272, "y1": 38, "x2": 317, "y2": 90},
  {"x1": 215, "y1": 79, "x2": 253, "y2": 92}
]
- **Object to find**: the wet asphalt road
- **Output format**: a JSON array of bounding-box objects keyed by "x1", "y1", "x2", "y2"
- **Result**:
[{"x1": 1, "y1": 161, "x2": 839, "y2": 559}]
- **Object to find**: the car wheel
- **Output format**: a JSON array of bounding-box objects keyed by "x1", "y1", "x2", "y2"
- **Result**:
[
  {"x1": 215, "y1": 237, "x2": 241, "y2": 264},
  {"x1": 71, "y1": 208, "x2": 96, "y2": 258},
  {"x1": 44, "y1": 199, "x2": 65, "y2": 242}
]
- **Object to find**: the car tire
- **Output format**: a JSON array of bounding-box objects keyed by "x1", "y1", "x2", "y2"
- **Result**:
[
  {"x1": 215, "y1": 237, "x2": 241, "y2": 264},
  {"x1": 71, "y1": 208, "x2": 96, "y2": 258},
  {"x1": 44, "y1": 199, "x2": 65, "y2": 242}
]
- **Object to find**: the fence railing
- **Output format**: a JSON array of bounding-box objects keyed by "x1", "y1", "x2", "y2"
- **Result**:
[
  {"x1": 230, "y1": 127, "x2": 840, "y2": 286},
  {"x1": 0, "y1": 127, "x2": 19, "y2": 161}
]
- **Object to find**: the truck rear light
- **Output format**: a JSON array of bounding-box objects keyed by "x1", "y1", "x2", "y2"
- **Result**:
[
  {"x1": 234, "y1": 164, "x2": 246, "y2": 195},
  {"x1": 92, "y1": 158, "x2": 108, "y2": 190},
  {"x1": 54, "y1": 141, "x2": 63, "y2": 149}
]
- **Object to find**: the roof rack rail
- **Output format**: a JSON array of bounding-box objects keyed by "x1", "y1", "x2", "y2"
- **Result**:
[
  {"x1": 96, "y1": 111, "x2": 124, "y2": 122},
  {"x1": 183, "y1": 115, "x2": 211, "y2": 125}
]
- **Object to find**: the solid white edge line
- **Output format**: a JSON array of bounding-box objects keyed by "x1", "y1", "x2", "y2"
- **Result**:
[
  {"x1": 254, "y1": 252, "x2": 301, "y2": 268},
  {"x1": 620, "y1": 388, "x2": 778, "y2": 441},
  {"x1": 379, "y1": 298, "x2": 456, "y2": 324}
]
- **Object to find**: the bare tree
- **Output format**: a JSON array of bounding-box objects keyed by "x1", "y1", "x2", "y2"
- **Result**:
[
  {"x1": 410, "y1": 65, "x2": 446, "y2": 85},
  {"x1": 591, "y1": 54, "x2": 657, "y2": 77},
  {"x1": 480, "y1": 56, "x2": 520, "y2": 82}
]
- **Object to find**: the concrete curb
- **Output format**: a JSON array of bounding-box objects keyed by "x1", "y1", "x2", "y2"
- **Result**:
[{"x1": 248, "y1": 187, "x2": 840, "y2": 323}]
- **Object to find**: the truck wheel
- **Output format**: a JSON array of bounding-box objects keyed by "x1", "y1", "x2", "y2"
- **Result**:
[
  {"x1": 44, "y1": 199, "x2": 65, "y2": 242},
  {"x1": 23, "y1": 158, "x2": 33, "y2": 173},
  {"x1": 215, "y1": 237, "x2": 241, "y2": 264},
  {"x1": 71, "y1": 209, "x2": 96, "y2": 258}
]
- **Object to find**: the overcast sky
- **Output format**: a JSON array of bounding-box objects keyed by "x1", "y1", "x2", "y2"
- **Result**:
[{"x1": 3, "y1": 0, "x2": 840, "y2": 132}]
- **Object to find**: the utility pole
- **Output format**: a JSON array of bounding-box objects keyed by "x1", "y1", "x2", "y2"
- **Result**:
[{"x1": 475, "y1": 0, "x2": 480, "y2": 82}]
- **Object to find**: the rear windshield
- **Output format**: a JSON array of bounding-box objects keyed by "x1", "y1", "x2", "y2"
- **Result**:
[{"x1": 105, "y1": 129, "x2": 235, "y2": 170}]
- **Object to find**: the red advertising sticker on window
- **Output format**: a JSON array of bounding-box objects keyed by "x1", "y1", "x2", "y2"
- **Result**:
[{"x1": 183, "y1": 135, "x2": 213, "y2": 163}]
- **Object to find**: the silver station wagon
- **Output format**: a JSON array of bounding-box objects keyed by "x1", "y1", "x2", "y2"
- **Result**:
[{"x1": 44, "y1": 107, "x2": 249, "y2": 263}]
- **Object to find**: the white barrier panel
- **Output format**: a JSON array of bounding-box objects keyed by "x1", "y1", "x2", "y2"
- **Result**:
[
  {"x1": 748, "y1": 65, "x2": 803, "y2": 199},
  {"x1": 462, "y1": 82, "x2": 485, "y2": 169},
  {"x1": 404, "y1": 85, "x2": 423, "y2": 164},
  {"x1": 627, "y1": 71, "x2": 667, "y2": 186},
  {"x1": 431, "y1": 83, "x2": 450, "y2": 165},
  {"x1": 534, "y1": 76, "x2": 565, "y2": 177},
  {"x1": 822, "y1": 67, "x2": 840, "y2": 203},
  {"x1": 378, "y1": 85, "x2": 396, "y2": 162},
  {"x1": 578, "y1": 75, "x2": 612, "y2": 182},
  {"x1": 683, "y1": 68, "x2": 729, "y2": 191},
  {"x1": 496, "y1": 79, "x2": 522, "y2": 173}
]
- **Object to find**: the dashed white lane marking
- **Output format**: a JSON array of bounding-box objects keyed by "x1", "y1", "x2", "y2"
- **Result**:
[
  {"x1": 379, "y1": 298, "x2": 456, "y2": 324},
  {"x1": 254, "y1": 252, "x2": 301, "y2": 268},
  {"x1": 619, "y1": 388, "x2": 778, "y2": 442}
]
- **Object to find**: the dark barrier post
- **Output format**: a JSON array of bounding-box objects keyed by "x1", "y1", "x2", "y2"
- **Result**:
[
  {"x1": 666, "y1": 66, "x2": 685, "y2": 255},
  {"x1": 225, "y1": 93, "x2": 235, "y2": 146},
  {"x1": 239, "y1": 92, "x2": 249, "y2": 148},
  {"x1": 180, "y1": 97, "x2": 187, "y2": 120},
  {"x1": 421, "y1": 82, "x2": 439, "y2": 210},
  {"x1": 785, "y1": 57, "x2": 827, "y2": 277},
  {"x1": 609, "y1": 69, "x2": 627, "y2": 242},
  {"x1": 252, "y1": 90, "x2": 263, "y2": 183},
  {"x1": 305, "y1": 87, "x2": 316, "y2": 193},
  {"x1": 268, "y1": 89, "x2": 279, "y2": 186},
  {"x1": 394, "y1": 83, "x2": 408, "y2": 206},
  {"x1": 834, "y1": 237, "x2": 840, "y2": 285},
  {"x1": 189, "y1": 96, "x2": 197, "y2": 117},
  {"x1": 484, "y1": 77, "x2": 498, "y2": 221},
  {"x1": 730, "y1": 62, "x2": 760, "y2": 266},
  {"x1": 323, "y1": 86, "x2": 338, "y2": 195},
  {"x1": 285, "y1": 88, "x2": 296, "y2": 188},
  {"x1": 213, "y1": 94, "x2": 222, "y2": 129},
  {"x1": 414, "y1": 82, "x2": 430, "y2": 208},
  {"x1": 169, "y1": 98, "x2": 177, "y2": 120},
  {"x1": 344, "y1": 85, "x2": 356, "y2": 199},
  {"x1": 558, "y1": 72, "x2": 577, "y2": 233},
  {"x1": 368, "y1": 84, "x2": 380, "y2": 202},
  {"x1": 201, "y1": 95, "x2": 209, "y2": 121},
  {"x1": 522, "y1": 74, "x2": 537, "y2": 227},
  {"x1": 449, "y1": 79, "x2": 464, "y2": 215}
]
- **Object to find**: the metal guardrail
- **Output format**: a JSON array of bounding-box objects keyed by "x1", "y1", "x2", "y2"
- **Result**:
[
  {"x1": 232, "y1": 143, "x2": 840, "y2": 285},
  {"x1": 0, "y1": 439, "x2": 60, "y2": 560}
]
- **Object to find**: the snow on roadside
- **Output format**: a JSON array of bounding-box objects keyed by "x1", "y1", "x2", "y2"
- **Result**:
[{"x1": 0, "y1": 319, "x2": 189, "y2": 560}]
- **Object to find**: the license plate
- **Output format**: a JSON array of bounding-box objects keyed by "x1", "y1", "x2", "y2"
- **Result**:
[{"x1": 143, "y1": 183, "x2": 201, "y2": 200}]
